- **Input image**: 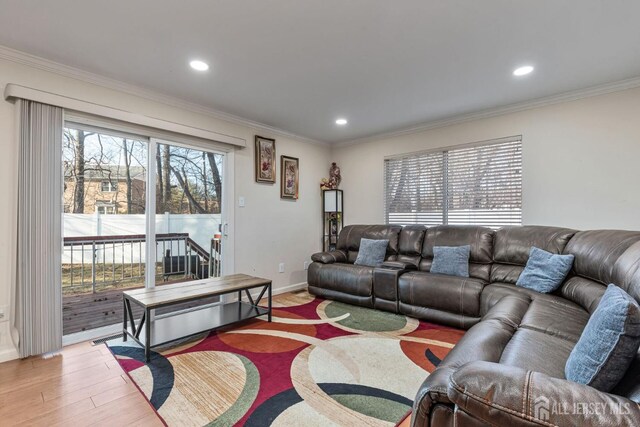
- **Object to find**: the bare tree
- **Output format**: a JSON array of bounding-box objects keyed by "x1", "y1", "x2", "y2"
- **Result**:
[
  {"x1": 207, "y1": 152, "x2": 223, "y2": 213},
  {"x1": 162, "y1": 145, "x2": 172, "y2": 213},
  {"x1": 122, "y1": 139, "x2": 133, "y2": 214},
  {"x1": 170, "y1": 165, "x2": 206, "y2": 213}
]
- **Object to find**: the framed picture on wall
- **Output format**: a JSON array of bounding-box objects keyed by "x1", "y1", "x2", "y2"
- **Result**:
[
  {"x1": 280, "y1": 155, "x2": 299, "y2": 199},
  {"x1": 255, "y1": 135, "x2": 276, "y2": 183}
]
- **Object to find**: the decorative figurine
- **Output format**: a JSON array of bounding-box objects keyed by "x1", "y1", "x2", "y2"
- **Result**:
[
  {"x1": 329, "y1": 162, "x2": 341, "y2": 188},
  {"x1": 320, "y1": 162, "x2": 342, "y2": 190}
]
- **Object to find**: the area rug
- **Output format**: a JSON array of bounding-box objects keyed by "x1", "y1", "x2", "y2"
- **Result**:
[{"x1": 106, "y1": 292, "x2": 463, "y2": 426}]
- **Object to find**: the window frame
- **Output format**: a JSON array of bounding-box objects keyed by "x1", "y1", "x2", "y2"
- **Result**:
[
  {"x1": 100, "y1": 180, "x2": 117, "y2": 192},
  {"x1": 383, "y1": 135, "x2": 522, "y2": 228}
]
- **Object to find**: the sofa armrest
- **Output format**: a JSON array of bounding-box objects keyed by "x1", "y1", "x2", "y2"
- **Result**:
[
  {"x1": 448, "y1": 361, "x2": 640, "y2": 427},
  {"x1": 380, "y1": 261, "x2": 417, "y2": 270},
  {"x1": 311, "y1": 250, "x2": 347, "y2": 264}
]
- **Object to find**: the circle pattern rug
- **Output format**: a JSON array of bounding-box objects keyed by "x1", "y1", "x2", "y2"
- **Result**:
[{"x1": 107, "y1": 293, "x2": 463, "y2": 426}]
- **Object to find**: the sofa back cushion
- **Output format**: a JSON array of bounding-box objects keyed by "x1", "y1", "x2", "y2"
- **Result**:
[
  {"x1": 613, "y1": 241, "x2": 640, "y2": 305},
  {"x1": 491, "y1": 226, "x2": 576, "y2": 284},
  {"x1": 387, "y1": 225, "x2": 426, "y2": 267},
  {"x1": 564, "y1": 230, "x2": 640, "y2": 285},
  {"x1": 336, "y1": 225, "x2": 402, "y2": 263},
  {"x1": 420, "y1": 225, "x2": 494, "y2": 281}
]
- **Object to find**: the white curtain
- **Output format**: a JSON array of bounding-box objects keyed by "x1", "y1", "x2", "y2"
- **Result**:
[{"x1": 13, "y1": 99, "x2": 63, "y2": 358}]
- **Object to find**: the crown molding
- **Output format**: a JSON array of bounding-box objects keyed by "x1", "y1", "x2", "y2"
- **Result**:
[
  {"x1": 334, "y1": 75, "x2": 640, "y2": 148},
  {"x1": 0, "y1": 44, "x2": 329, "y2": 147}
]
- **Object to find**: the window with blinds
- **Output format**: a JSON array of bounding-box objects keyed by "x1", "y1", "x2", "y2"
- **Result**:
[{"x1": 384, "y1": 137, "x2": 522, "y2": 228}]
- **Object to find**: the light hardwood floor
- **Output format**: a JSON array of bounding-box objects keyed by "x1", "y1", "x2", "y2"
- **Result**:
[
  {"x1": 0, "y1": 290, "x2": 415, "y2": 426},
  {"x1": 0, "y1": 341, "x2": 162, "y2": 426}
]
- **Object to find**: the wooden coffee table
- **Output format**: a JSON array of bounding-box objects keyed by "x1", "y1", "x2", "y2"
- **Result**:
[{"x1": 122, "y1": 274, "x2": 272, "y2": 362}]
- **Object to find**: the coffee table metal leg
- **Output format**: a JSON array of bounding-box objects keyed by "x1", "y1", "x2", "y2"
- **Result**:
[
  {"x1": 122, "y1": 297, "x2": 128, "y2": 341},
  {"x1": 268, "y1": 283, "x2": 272, "y2": 322},
  {"x1": 145, "y1": 307, "x2": 151, "y2": 362}
]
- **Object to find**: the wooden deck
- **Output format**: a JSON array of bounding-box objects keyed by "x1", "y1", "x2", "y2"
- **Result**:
[{"x1": 63, "y1": 282, "x2": 219, "y2": 336}]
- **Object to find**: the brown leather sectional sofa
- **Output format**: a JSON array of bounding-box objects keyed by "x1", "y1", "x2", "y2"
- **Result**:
[{"x1": 308, "y1": 224, "x2": 640, "y2": 426}]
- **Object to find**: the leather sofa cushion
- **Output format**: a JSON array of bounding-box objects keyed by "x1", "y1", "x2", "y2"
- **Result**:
[
  {"x1": 420, "y1": 225, "x2": 494, "y2": 282},
  {"x1": 480, "y1": 282, "x2": 590, "y2": 322},
  {"x1": 491, "y1": 226, "x2": 576, "y2": 286},
  {"x1": 564, "y1": 230, "x2": 640, "y2": 285},
  {"x1": 421, "y1": 226, "x2": 494, "y2": 263},
  {"x1": 307, "y1": 262, "x2": 373, "y2": 297},
  {"x1": 336, "y1": 225, "x2": 402, "y2": 263},
  {"x1": 386, "y1": 226, "x2": 426, "y2": 267},
  {"x1": 493, "y1": 225, "x2": 576, "y2": 265},
  {"x1": 613, "y1": 240, "x2": 640, "y2": 304},
  {"x1": 480, "y1": 282, "x2": 554, "y2": 315},
  {"x1": 520, "y1": 297, "x2": 589, "y2": 342},
  {"x1": 398, "y1": 272, "x2": 485, "y2": 317},
  {"x1": 499, "y1": 328, "x2": 576, "y2": 378},
  {"x1": 398, "y1": 303, "x2": 480, "y2": 329},
  {"x1": 560, "y1": 276, "x2": 606, "y2": 313}
]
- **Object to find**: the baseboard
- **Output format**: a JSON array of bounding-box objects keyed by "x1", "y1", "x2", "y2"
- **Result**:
[
  {"x1": 0, "y1": 346, "x2": 19, "y2": 363},
  {"x1": 273, "y1": 281, "x2": 308, "y2": 295}
]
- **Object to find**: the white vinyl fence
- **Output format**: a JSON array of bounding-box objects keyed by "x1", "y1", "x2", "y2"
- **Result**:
[{"x1": 62, "y1": 213, "x2": 222, "y2": 263}]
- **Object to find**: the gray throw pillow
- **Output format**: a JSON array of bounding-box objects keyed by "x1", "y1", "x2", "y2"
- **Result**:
[
  {"x1": 430, "y1": 245, "x2": 470, "y2": 278},
  {"x1": 565, "y1": 284, "x2": 640, "y2": 392},
  {"x1": 354, "y1": 238, "x2": 389, "y2": 267},
  {"x1": 516, "y1": 247, "x2": 574, "y2": 293}
]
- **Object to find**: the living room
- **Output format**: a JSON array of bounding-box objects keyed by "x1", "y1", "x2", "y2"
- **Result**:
[{"x1": 0, "y1": 2, "x2": 639, "y2": 426}]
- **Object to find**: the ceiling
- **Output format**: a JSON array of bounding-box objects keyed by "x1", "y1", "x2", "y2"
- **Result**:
[{"x1": 1, "y1": 1, "x2": 640, "y2": 144}]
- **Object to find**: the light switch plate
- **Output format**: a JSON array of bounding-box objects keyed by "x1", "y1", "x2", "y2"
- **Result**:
[{"x1": 238, "y1": 196, "x2": 245, "y2": 207}]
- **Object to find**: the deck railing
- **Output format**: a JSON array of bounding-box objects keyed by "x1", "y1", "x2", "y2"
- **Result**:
[{"x1": 63, "y1": 233, "x2": 222, "y2": 293}]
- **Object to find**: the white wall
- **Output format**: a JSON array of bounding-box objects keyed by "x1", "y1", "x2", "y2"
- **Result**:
[
  {"x1": 333, "y1": 87, "x2": 640, "y2": 231},
  {"x1": 0, "y1": 57, "x2": 331, "y2": 361}
]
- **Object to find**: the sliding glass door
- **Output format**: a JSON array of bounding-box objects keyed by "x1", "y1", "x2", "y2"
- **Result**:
[
  {"x1": 150, "y1": 139, "x2": 225, "y2": 312},
  {"x1": 61, "y1": 124, "x2": 229, "y2": 337}
]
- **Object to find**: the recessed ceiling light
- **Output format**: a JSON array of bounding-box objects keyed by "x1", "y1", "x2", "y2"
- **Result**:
[
  {"x1": 513, "y1": 65, "x2": 534, "y2": 76},
  {"x1": 189, "y1": 60, "x2": 209, "y2": 71},
  {"x1": 335, "y1": 118, "x2": 348, "y2": 125}
]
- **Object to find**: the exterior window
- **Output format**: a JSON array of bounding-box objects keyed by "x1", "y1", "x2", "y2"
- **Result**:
[
  {"x1": 101, "y1": 181, "x2": 117, "y2": 192},
  {"x1": 96, "y1": 204, "x2": 116, "y2": 215},
  {"x1": 384, "y1": 137, "x2": 522, "y2": 228}
]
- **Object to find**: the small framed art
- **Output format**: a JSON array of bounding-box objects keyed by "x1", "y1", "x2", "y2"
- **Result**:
[
  {"x1": 280, "y1": 155, "x2": 299, "y2": 199},
  {"x1": 255, "y1": 135, "x2": 276, "y2": 183}
]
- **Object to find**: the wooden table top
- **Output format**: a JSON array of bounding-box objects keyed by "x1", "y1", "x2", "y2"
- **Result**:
[{"x1": 123, "y1": 274, "x2": 271, "y2": 308}]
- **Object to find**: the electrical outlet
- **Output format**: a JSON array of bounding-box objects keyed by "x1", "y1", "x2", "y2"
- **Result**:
[
  {"x1": 279, "y1": 263, "x2": 285, "y2": 273},
  {"x1": 303, "y1": 261, "x2": 310, "y2": 270}
]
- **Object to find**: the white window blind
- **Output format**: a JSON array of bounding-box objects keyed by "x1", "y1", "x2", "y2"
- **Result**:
[{"x1": 384, "y1": 137, "x2": 522, "y2": 228}]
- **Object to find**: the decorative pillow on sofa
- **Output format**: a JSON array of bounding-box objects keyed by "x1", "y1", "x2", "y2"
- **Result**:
[
  {"x1": 565, "y1": 284, "x2": 640, "y2": 392},
  {"x1": 354, "y1": 238, "x2": 389, "y2": 267},
  {"x1": 516, "y1": 247, "x2": 574, "y2": 293},
  {"x1": 430, "y1": 245, "x2": 470, "y2": 278}
]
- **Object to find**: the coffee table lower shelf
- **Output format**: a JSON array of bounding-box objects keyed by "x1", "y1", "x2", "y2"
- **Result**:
[{"x1": 123, "y1": 301, "x2": 270, "y2": 360}]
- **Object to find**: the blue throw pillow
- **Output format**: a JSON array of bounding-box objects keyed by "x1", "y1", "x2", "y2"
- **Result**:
[
  {"x1": 354, "y1": 238, "x2": 389, "y2": 267},
  {"x1": 565, "y1": 284, "x2": 640, "y2": 392},
  {"x1": 516, "y1": 247, "x2": 574, "y2": 293},
  {"x1": 430, "y1": 245, "x2": 470, "y2": 278}
]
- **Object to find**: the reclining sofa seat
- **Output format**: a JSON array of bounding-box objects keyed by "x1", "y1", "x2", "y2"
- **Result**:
[
  {"x1": 307, "y1": 224, "x2": 640, "y2": 426},
  {"x1": 397, "y1": 225, "x2": 495, "y2": 329},
  {"x1": 307, "y1": 224, "x2": 402, "y2": 307}
]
